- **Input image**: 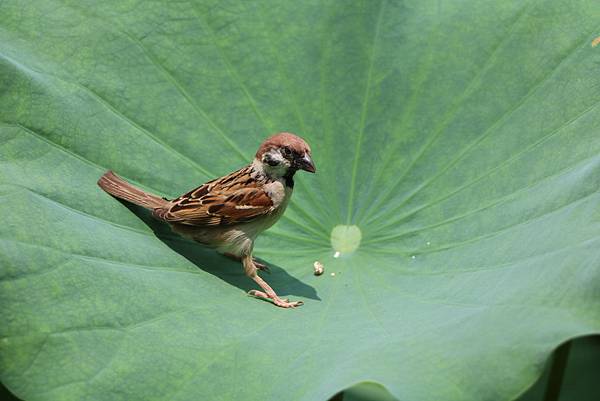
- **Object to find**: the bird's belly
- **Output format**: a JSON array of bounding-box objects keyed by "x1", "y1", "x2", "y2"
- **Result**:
[
  {"x1": 214, "y1": 227, "x2": 254, "y2": 256},
  {"x1": 170, "y1": 223, "x2": 254, "y2": 257}
]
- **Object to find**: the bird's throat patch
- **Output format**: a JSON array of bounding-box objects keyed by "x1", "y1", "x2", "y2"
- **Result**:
[{"x1": 330, "y1": 225, "x2": 362, "y2": 255}]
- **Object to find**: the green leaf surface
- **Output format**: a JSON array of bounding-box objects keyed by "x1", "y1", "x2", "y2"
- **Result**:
[{"x1": 1, "y1": 1, "x2": 599, "y2": 400}]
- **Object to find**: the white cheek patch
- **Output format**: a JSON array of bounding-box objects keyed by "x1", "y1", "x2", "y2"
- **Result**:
[
  {"x1": 261, "y1": 150, "x2": 292, "y2": 178},
  {"x1": 264, "y1": 150, "x2": 286, "y2": 165}
]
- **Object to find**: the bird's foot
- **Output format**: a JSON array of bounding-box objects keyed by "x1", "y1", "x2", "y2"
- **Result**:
[{"x1": 248, "y1": 290, "x2": 303, "y2": 308}]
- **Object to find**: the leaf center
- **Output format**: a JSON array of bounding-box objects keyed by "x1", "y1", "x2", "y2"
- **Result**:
[{"x1": 330, "y1": 225, "x2": 362, "y2": 254}]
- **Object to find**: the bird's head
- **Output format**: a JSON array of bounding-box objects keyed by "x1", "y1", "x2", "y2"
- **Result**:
[{"x1": 255, "y1": 132, "x2": 316, "y2": 178}]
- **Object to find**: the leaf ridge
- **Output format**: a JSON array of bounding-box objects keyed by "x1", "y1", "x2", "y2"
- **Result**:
[
  {"x1": 371, "y1": 98, "x2": 600, "y2": 233},
  {"x1": 345, "y1": 0, "x2": 387, "y2": 225},
  {"x1": 360, "y1": 22, "x2": 600, "y2": 225}
]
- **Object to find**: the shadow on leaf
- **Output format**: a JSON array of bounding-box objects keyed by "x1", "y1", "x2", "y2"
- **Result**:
[{"x1": 120, "y1": 201, "x2": 320, "y2": 301}]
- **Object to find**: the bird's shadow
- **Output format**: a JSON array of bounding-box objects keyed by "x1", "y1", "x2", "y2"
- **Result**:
[{"x1": 121, "y1": 201, "x2": 320, "y2": 301}]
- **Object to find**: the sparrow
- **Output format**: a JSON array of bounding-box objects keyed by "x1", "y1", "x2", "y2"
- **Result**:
[{"x1": 98, "y1": 132, "x2": 316, "y2": 308}]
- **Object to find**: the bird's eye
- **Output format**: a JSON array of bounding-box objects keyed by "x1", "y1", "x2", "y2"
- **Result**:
[{"x1": 282, "y1": 147, "x2": 292, "y2": 156}]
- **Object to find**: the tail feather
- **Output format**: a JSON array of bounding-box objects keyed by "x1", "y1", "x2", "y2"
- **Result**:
[{"x1": 97, "y1": 171, "x2": 168, "y2": 210}]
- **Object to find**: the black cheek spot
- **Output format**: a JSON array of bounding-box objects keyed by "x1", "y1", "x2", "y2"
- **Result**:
[{"x1": 264, "y1": 153, "x2": 279, "y2": 166}]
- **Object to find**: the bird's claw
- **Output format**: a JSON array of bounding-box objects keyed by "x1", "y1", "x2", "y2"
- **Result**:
[
  {"x1": 273, "y1": 298, "x2": 303, "y2": 308},
  {"x1": 248, "y1": 290, "x2": 268, "y2": 299},
  {"x1": 247, "y1": 290, "x2": 303, "y2": 308},
  {"x1": 253, "y1": 259, "x2": 270, "y2": 273}
]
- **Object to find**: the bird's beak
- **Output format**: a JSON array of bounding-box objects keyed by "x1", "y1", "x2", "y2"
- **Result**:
[{"x1": 298, "y1": 153, "x2": 316, "y2": 173}]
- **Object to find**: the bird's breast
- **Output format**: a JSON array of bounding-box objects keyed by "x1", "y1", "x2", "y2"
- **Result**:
[
  {"x1": 263, "y1": 180, "x2": 291, "y2": 209},
  {"x1": 258, "y1": 180, "x2": 292, "y2": 230}
]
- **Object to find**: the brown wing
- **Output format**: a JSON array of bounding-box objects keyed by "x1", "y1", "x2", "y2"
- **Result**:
[{"x1": 154, "y1": 165, "x2": 274, "y2": 226}]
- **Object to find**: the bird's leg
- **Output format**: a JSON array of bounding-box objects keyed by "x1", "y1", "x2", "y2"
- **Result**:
[
  {"x1": 223, "y1": 252, "x2": 270, "y2": 273},
  {"x1": 242, "y1": 255, "x2": 303, "y2": 308}
]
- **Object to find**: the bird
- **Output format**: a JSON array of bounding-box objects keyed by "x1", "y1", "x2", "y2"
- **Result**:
[{"x1": 98, "y1": 132, "x2": 316, "y2": 308}]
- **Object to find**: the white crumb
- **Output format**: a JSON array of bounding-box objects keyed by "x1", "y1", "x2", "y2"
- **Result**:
[{"x1": 313, "y1": 261, "x2": 324, "y2": 276}]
